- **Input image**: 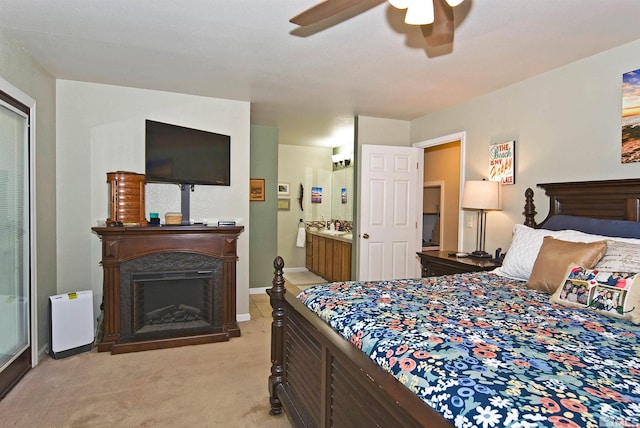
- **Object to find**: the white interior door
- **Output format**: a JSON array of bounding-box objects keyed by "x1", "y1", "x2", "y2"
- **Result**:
[{"x1": 358, "y1": 145, "x2": 422, "y2": 281}]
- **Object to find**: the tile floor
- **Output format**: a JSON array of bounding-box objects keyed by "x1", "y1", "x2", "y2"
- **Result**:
[{"x1": 249, "y1": 282, "x2": 302, "y2": 319}]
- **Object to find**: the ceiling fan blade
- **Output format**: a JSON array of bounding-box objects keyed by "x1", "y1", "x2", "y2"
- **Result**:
[
  {"x1": 421, "y1": 0, "x2": 454, "y2": 47},
  {"x1": 290, "y1": 0, "x2": 369, "y2": 26}
]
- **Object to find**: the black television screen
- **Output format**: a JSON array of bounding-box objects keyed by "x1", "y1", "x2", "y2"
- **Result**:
[{"x1": 145, "y1": 120, "x2": 231, "y2": 186}]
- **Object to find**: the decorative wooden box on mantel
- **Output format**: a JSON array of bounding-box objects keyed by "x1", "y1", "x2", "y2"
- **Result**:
[{"x1": 106, "y1": 171, "x2": 147, "y2": 226}]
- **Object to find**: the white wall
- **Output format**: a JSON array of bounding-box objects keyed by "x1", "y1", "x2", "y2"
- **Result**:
[
  {"x1": 56, "y1": 81, "x2": 251, "y2": 320},
  {"x1": 357, "y1": 116, "x2": 410, "y2": 146},
  {"x1": 0, "y1": 29, "x2": 56, "y2": 358},
  {"x1": 410, "y1": 38, "x2": 640, "y2": 255}
]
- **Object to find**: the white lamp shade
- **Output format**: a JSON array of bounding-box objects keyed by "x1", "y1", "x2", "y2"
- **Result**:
[{"x1": 461, "y1": 180, "x2": 501, "y2": 211}]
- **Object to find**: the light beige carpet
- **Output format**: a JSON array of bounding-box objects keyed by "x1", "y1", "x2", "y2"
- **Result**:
[
  {"x1": 0, "y1": 317, "x2": 292, "y2": 428},
  {"x1": 283, "y1": 271, "x2": 326, "y2": 286}
]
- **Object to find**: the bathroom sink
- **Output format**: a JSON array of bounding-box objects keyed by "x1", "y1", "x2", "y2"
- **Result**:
[
  {"x1": 319, "y1": 230, "x2": 347, "y2": 236},
  {"x1": 341, "y1": 234, "x2": 353, "y2": 240}
]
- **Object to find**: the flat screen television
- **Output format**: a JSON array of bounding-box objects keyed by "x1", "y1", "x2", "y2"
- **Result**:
[{"x1": 145, "y1": 120, "x2": 231, "y2": 186}]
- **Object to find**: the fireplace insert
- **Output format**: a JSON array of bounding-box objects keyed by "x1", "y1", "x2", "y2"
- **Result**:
[
  {"x1": 119, "y1": 253, "x2": 224, "y2": 341},
  {"x1": 131, "y1": 270, "x2": 217, "y2": 335}
]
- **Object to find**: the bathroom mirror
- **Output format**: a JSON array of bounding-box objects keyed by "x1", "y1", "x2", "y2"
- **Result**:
[{"x1": 331, "y1": 166, "x2": 353, "y2": 221}]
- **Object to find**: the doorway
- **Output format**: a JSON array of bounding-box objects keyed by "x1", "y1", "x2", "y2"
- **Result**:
[
  {"x1": 0, "y1": 84, "x2": 34, "y2": 398},
  {"x1": 422, "y1": 182, "x2": 443, "y2": 250},
  {"x1": 414, "y1": 132, "x2": 465, "y2": 252}
]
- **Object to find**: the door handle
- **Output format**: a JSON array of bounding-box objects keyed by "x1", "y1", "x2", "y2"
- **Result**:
[{"x1": 363, "y1": 233, "x2": 369, "y2": 239}]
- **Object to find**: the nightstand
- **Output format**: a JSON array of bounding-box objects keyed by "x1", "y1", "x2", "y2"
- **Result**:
[{"x1": 417, "y1": 250, "x2": 501, "y2": 277}]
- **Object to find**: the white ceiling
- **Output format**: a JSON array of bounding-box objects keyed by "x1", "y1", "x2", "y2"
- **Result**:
[{"x1": 2, "y1": 0, "x2": 640, "y2": 147}]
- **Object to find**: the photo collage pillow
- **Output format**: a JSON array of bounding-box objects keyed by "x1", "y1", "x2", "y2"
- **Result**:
[{"x1": 550, "y1": 265, "x2": 640, "y2": 323}]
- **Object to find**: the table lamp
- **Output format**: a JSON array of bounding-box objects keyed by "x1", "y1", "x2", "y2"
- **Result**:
[{"x1": 461, "y1": 180, "x2": 501, "y2": 258}]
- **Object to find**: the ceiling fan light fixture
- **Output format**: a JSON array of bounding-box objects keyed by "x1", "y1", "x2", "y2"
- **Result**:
[
  {"x1": 388, "y1": 0, "x2": 411, "y2": 9},
  {"x1": 404, "y1": 0, "x2": 434, "y2": 25},
  {"x1": 291, "y1": 0, "x2": 459, "y2": 47}
]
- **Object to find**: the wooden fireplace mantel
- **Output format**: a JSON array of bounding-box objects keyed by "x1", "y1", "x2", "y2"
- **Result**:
[{"x1": 92, "y1": 225, "x2": 244, "y2": 354}]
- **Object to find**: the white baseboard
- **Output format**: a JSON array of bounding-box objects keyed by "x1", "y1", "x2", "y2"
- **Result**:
[
  {"x1": 236, "y1": 313, "x2": 251, "y2": 322},
  {"x1": 250, "y1": 267, "x2": 307, "y2": 295}
]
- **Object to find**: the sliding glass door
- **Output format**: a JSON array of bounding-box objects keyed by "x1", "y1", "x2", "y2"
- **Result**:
[{"x1": 0, "y1": 94, "x2": 31, "y2": 398}]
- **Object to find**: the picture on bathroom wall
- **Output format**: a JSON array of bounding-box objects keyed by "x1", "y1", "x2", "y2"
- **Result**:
[
  {"x1": 278, "y1": 182, "x2": 289, "y2": 195},
  {"x1": 311, "y1": 187, "x2": 322, "y2": 203},
  {"x1": 341, "y1": 188, "x2": 347, "y2": 204},
  {"x1": 622, "y1": 68, "x2": 640, "y2": 163},
  {"x1": 277, "y1": 198, "x2": 290, "y2": 211}
]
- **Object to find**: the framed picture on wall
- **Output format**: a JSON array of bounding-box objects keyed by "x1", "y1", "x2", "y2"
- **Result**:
[
  {"x1": 622, "y1": 68, "x2": 640, "y2": 163},
  {"x1": 489, "y1": 140, "x2": 515, "y2": 184},
  {"x1": 277, "y1": 198, "x2": 290, "y2": 211},
  {"x1": 278, "y1": 183, "x2": 290, "y2": 196},
  {"x1": 311, "y1": 187, "x2": 322, "y2": 203},
  {"x1": 250, "y1": 178, "x2": 265, "y2": 201}
]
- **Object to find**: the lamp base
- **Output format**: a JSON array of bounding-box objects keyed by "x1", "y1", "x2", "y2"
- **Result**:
[{"x1": 469, "y1": 250, "x2": 492, "y2": 259}]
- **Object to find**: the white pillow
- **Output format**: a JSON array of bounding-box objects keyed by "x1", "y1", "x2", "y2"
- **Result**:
[
  {"x1": 595, "y1": 240, "x2": 640, "y2": 272},
  {"x1": 553, "y1": 229, "x2": 640, "y2": 245},
  {"x1": 493, "y1": 225, "x2": 564, "y2": 281},
  {"x1": 492, "y1": 224, "x2": 640, "y2": 281}
]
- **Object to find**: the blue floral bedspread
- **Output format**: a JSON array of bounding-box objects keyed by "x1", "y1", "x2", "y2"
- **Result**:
[{"x1": 297, "y1": 272, "x2": 640, "y2": 428}]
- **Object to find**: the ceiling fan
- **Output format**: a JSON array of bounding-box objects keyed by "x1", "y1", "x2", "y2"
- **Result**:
[{"x1": 290, "y1": 0, "x2": 466, "y2": 47}]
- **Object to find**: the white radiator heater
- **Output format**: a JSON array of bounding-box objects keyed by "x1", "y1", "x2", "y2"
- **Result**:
[{"x1": 49, "y1": 290, "x2": 94, "y2": 359}]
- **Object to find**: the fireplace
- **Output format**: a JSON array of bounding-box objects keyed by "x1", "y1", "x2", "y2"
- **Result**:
[
  {"x1": 132, "y1": 271, "x2": 215, "y2": 335},
  {"x1": 92, "y1": 225, "x2": 244, "y2": 354},
  {"x1": 119, "y1": 252, "x2": 224, "y2": 341}
]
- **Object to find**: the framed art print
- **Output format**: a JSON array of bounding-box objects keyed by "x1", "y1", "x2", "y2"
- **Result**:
[
  {"x1": 622, "y1": 68, "x2": 640, "y2": 163},
  {"x1": 277, "y1": 198, "x2": 290, "y2": 210},
  {"x1": 250, "y1": 178, "x2": 265, "y2": 201},
  {"x1": 489, "y1": 141, "x2": 515, "y2": 184},
  {"x1": 311, "y1": 187, "x2": 322, "y2": 203},
  {"x1": 278, "y1": 183, "x2": 290, "y2": 196}
]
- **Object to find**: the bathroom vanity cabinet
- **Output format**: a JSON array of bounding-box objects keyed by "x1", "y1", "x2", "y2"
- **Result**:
[{"x1": 305, "y1": 231, "x2": 352, "y2": 282}]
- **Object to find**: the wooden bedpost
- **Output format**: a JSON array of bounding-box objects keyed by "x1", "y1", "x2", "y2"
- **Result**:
[
  {"x1": 268, "y1": 256, "x2": 286, "y2": 415},
  {"x1": 524, "y1": 187, "x2": 537, "y2": 228}
]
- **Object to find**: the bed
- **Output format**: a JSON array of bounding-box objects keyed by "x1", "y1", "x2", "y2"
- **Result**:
[{"x1": 268, "y1": 179, "x2": 640, "y2": 428}]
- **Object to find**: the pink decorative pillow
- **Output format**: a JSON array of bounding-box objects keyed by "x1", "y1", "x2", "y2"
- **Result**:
[{"x1": 526, "y1": 237, "x2": 607, "y2": 294}]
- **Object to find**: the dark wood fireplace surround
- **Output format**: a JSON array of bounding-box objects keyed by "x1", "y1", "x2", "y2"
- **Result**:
[{"x1": 92, "y1": 225, "x2": 244, "y2": 354}]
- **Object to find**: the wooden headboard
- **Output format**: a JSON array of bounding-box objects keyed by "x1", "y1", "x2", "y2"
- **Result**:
[{"x1": 524, "y1": 178, "x2": 640, "y2": 228}]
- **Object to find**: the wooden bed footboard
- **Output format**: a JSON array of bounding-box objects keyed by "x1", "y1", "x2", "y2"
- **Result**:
[{"x1": 268, "y1": 256, "x2": 452, "y2": 428}]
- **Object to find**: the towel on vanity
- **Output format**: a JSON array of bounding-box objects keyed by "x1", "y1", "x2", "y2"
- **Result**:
[{"x1": 296, "y1": 227, "x2": 306, "y2": 248}]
